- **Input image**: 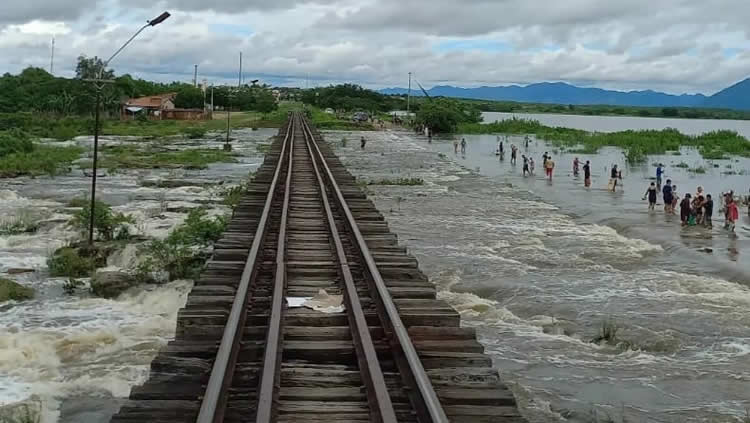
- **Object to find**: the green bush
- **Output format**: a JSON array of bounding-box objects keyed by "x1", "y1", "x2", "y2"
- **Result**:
[
  {"x1": 136, "y1": 208, "x2": 226, "y2": 281},
  {"x1": 0, "y1": 130, "x2": 34, "y2": 157},
  {"x1": 0, "y1": 278, "x2": 35, "y2": 302},
  {"x1": 69, "y1": 200, "x2": 135, "y2": 241},
  {"x1": 0, "y1": 145, "x2": 83, "y2": 177},
  {"x1": 48, "y1": 247, "x2": 96, "y2": 277},
  {"x1": 184, "y1": 127, "x2": 207, "y2": 139}
]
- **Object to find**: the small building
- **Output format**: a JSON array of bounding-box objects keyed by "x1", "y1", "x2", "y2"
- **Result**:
[
  {"x1": 122, "y1": 93, "x2": 176, "y2": 120},
  {"x1": 121, "y1": 93, "x2": 205, "y2": 121}
]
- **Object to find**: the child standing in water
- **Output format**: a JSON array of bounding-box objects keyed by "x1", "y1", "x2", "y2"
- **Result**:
[
  {"x1": 460, "y1": 138, "x2": 467, "y2": 154},
  {"x1": 545, "y1": 156, "x2": 555, "y2": 181},
  {"x1": 529, "y1": 157, "x2": 535, "y2": 175},
  {"x1": 643, "y1": 182, "x2": 658, "y2": 211},
  {"x1": 704, "y1": 194, "x2": 714, "y2": 227},
  {"x1": 726, "y1": 195, "x2": 739, "y2": 232},
  {"x1": 671, "y1": 185, "x2": 679, "y2": 212},
  {"x1": 522, "y1": 155, "x2": 530, "y2": 176},
  {"x1": 453, "y1": 138, "x2": 459, "y2": 154}
]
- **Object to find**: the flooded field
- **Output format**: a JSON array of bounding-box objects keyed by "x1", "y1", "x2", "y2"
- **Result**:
[
  {"x1": 0, "y1": 129, "x2": 275, "y2": 422},
  {"x1": 331, "y1": 129, "x2": 750, "y2": 422}
]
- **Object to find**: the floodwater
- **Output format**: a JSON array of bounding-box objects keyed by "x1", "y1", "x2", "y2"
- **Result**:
[
  {"x1": 330, "y1": 128, "x2": 750, "y2": 422},
  {"x1": 0, "y1": 129, "x2": 275, "y2": 422},
  {"x1": 482, "y1": 111, "x2": 750, "y2": 138}
]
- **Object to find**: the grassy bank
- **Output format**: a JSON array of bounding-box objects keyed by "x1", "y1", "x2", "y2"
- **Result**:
[
  {"x1": 459, "y1": 118, "x2": 750, "y2": 162},
  {"x1": 0, "y1": 130, "x2": 83, "y2": 177},
  {"x1": 94, "y1": 144, "x2": 236, "y2": 170}
]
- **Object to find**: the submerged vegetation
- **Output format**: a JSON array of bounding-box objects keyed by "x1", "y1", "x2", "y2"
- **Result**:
[
  {"x1": 459, "y1": 118, "x2": 750, "y2": 161},
  {"x1": 95, "y1": 145, "x2": 236, "y2": 170},
  {"x1": 0, "y1": 278, "x2": 35, "y2": 302},
  {"x1": 69, "y1": 200, "x2": 135, "y2": 241},
  {"x1": 367, "y1": 177, "x2": 425, "y2": 186},
  {"x1": 0, "y1": 130, "x2": 83, "y2": 177},
  {"x1": 136, "y1": 208, "x2": 226, "y2": 281}
]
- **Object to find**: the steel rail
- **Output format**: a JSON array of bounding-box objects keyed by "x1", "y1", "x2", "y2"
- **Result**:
[
  {"x1": 300, "y1": 117, "x2": 449, "y2": 423},
  {"x1": 255, "y1": 114, "x2": 295, "y2": 422},
  {"x1": 196, "y1": 117, "x2": 294, "y2": 423},
  {"x1": 301, "y1": 113, "x2": 398, "y2": 423}
]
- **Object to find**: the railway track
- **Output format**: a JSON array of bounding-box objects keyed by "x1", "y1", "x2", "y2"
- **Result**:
[{"x1": 111, "y1": 113, "x2": 525, "y2": 423}]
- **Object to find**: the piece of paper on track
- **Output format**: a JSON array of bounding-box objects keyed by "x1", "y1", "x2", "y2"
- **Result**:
[{"x1": 302, "y1": 289, "x2": 345, "y2": 313}]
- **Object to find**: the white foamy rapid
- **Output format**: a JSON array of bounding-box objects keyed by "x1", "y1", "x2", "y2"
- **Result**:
[
  {"x1": 0, "y1": 281, "x2": 191, "y2": 421},
  {"x1": 332, "y1": 129, "x2": 750, "y2": 422},
  {"x1": 0, "y1": 130, "x2": 274, "y2": 422}
]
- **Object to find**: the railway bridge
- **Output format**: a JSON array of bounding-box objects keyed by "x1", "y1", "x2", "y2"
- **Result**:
[{"x1": 110, "y1": 113, "x2": 526, "y2": 423}]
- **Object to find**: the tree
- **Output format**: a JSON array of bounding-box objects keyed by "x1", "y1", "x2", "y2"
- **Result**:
[
  {"x1": 254, "y1": 89, "x2": 278, "y2": 114},
  {"x1": 174, "y1": 86, "x2": 204, "y2": 109},
  {"x1": 415, "y1": 99, "x2": 482, "y2": 133},
  {"x1": 75, "y1": 55, "x2": 114, "y2": 80}
]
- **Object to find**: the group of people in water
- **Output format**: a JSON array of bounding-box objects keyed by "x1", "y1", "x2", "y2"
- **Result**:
[
  {"x1": 645, "y1": 166, "x2": 741, "y2": 231},
  {"x1": 493, "y1": 136, "x2": 557, "y2": 181},
  {"x1": 453, "y1": 135, "x2": 744, "y2": 233}
]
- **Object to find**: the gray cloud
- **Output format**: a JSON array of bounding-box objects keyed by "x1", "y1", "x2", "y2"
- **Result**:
[
  {"x1": 1, "y1": 0, "x2": 98, "y2": 25},
  {"x1": 122, "y1": 0, "x2": 339, "y2": 13},
  {"x1": 2, "y1": 0, "x2": 750, "y2": 95}
]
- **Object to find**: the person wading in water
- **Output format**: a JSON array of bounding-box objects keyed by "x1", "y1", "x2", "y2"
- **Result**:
[{"x1": 583, "y1": 160, "x2": 591, "y2": 187}]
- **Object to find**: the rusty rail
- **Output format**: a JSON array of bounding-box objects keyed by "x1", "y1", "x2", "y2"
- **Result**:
[
  {"x1": 301, "y1": 113, "x2": 398, "y2": 423},
  {"x1": 195, "y1": 117, "x2": 293, "y2": 423},
  {"x1": 301, "y1": 117, "x2": 450, "y2": 423},
  {"x1": 255, "y1": 114, "x2": 295, "y2": 422}
]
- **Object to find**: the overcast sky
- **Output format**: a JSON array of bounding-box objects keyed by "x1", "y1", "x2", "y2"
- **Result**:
[{"x1": 2, "y1": 0, "x2": 750, "y2": 94}]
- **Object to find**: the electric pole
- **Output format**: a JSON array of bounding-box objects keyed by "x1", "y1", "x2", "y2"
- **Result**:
[
  {"x1": 239, "y1": 52, "x2": 243, "y2": 87},
  {"x1": 194, "y1": 65, "x2": 198, "y2": 87},
  {"x1": 407, "y1": 72, "x2": 412, "y2": 119},
  {"x1": 50, "y1": 37, "x2": 55, "y2": 74}
]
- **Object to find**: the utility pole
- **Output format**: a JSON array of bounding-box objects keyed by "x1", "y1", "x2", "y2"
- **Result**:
[
  {"x1": 50, "y1": 37, "x2": 55, "y2": 74},
  {"x1": 194, "y1": 65, "x2": 198, "y2": 87},
  {"x1": 407, "y1": 72, "x2": 412, "y2": 119},
  {"x1": 85, "y1": 11, "x2": 171, "y2": 247},
  {"x1": 210, "y1": 84, "x2": 214, "y2": 119},
  {"x1": 239, "y1": 52, "x2": 243, "y2": 87}
]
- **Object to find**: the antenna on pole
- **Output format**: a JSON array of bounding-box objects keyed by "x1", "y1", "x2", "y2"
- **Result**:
[{"x1": 50, "y1": 37, "x2": 55, "y2": 74}]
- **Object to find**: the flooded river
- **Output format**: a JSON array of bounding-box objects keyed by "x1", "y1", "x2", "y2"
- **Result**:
[
  {"x1": 0, "y1": 129, "x2": 274, "y2": 422},
  {"x1": 482, "y1": 111, "x2": 750, "y2": 138},
  {"x1": 332, "y1": 129, "x2": 750, "y2": 422}
]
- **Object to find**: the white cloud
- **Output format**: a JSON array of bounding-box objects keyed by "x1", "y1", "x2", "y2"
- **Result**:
[{"x1": 1, "y1": 0, "x2": 750, "y2": 94}]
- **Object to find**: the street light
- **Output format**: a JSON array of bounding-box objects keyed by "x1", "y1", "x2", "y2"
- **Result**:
[{"x1": 86, "y1": 11, "x2": 170, "y2": 246}]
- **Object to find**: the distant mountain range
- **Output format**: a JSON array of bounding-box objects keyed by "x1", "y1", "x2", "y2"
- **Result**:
[{"x1": 379, "y1": 79, "x2": 750, "y2": 110}]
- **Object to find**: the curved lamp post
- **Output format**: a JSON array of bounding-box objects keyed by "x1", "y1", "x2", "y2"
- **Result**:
[{"x1": 87, "y1": 12, "x2": 170, "y2": 246}]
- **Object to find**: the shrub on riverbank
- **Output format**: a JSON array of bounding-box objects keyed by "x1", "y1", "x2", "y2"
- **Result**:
[
  {"x1": 47, "y1": 247, "x2": 99, "y2": 277},
  {"x1": 458, "y1": 118, "x2": 750, "y2": 160},
  {"x1": 70, "y1": 200, "x2": 134, "y2": 241},
  {"x1": 136, "y1": 208, "x2": 227, "y2": 281},
  {"x1": 0, "y1": 278, "x2": 35, "y2": 302}
]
